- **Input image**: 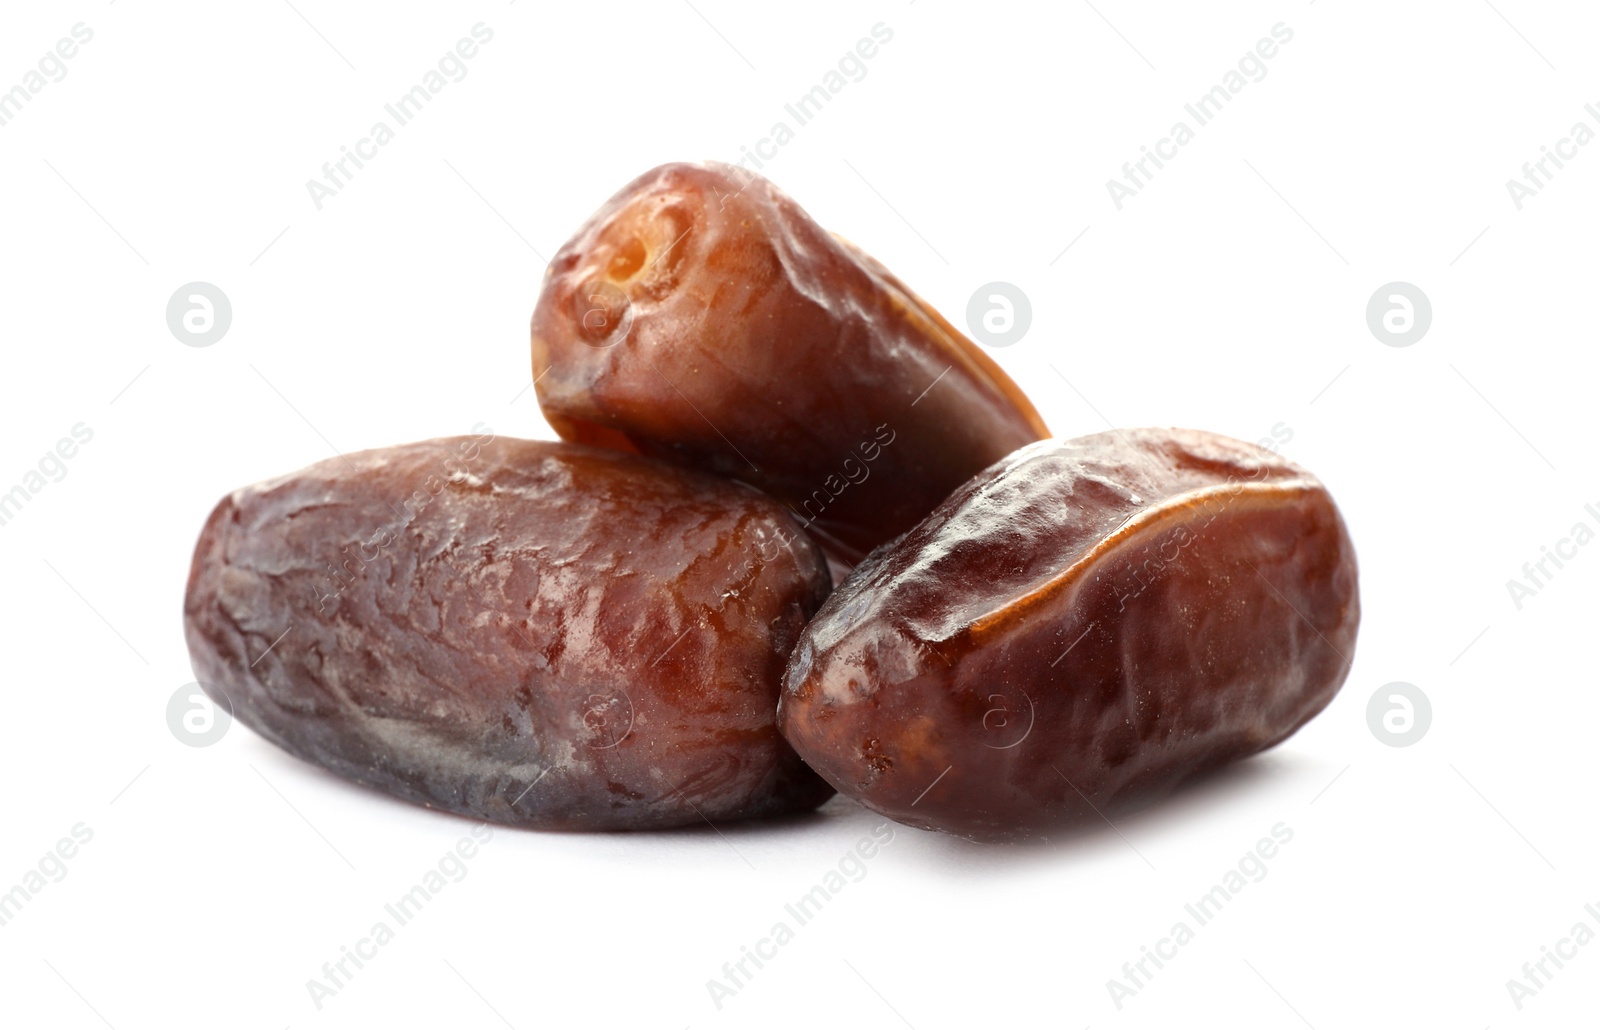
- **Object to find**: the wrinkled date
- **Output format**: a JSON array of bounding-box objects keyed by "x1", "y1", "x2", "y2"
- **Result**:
[
  {"x1": 778, "y1": 429, "x2": 1360, "y2": 842},
  {"x1": 184, "y1": 435, "x2": 835, "y2": 830},
  {"x1": 529, "y1": 161, "x2": 1048, "y2": 569}
]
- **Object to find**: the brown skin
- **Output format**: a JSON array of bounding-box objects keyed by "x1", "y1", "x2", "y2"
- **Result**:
[
  {"x1": 778, "y1": 429, "x2": 1360, "y2": 843},
  {"x1": 530, "y1": 161, "x2": 1048, "y2": 570},
  {"x1": 183, "y1": 435, "x2": 835, "y2": 831}
]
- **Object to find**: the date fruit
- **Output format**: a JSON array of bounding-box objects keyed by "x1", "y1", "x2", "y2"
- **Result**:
[
  {"x1": 778, "y1": 429, "x2": 1359, "y2": 842},
  {"x1": 530, "y1": 161, "x2": 1049, "y2": 569},
  {"x1": 183, "y1": 435, "x2": 835, "y2": 831}
]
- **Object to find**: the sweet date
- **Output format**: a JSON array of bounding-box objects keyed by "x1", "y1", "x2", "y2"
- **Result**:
[
  {"x1": 778, "y1": 429, "x2": 1360, "y2": 842},
  {"x1": 183, "y1": 435, "x2": 835, "y2": 830},
  {"x1": 530, "y1": 161, "x2": 1048, "y2": 569}
]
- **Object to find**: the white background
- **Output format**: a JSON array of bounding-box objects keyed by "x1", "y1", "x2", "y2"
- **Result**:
[{"x1": 1, "y1": 1, "x2": 1596, "y2": 1027}]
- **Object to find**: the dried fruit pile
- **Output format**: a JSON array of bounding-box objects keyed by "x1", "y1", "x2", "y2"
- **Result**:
[{"x1": 184, "y1": 162, "x2": 1359, "y2": 842}]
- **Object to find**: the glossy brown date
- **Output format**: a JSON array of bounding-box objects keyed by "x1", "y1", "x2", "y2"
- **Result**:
[
  {"x1": 777, "y1": 429, "x2": 1360, "y2": 842},
  {"x1": 530, "y1": 161, "x2": 1049, "y2": 570},
  {"x1": 183, "y1": 435, "x2": 835, "y2": 831}
]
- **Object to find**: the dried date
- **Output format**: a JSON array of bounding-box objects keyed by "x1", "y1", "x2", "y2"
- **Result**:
[
  {"x1": 529, "y1": 161, "x2": 1048, "y2": 569},
  {"x1": 183, "y1": 435, "x2": 835, "y2": 831},
  {"x1": 777, "y1": 429, "x2": 1360, "y2": 842}
]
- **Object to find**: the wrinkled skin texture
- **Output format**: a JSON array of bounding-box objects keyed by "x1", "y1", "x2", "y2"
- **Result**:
[
  {"x1": 778, "y1": 429, "x2": 1360, "y2": 842},
  {"x1": 530, "y1": 161, "x2": 1048, "y2": 569},
  {"x1": 184, "y1": 436, "x2": 834, "y2": 831}
]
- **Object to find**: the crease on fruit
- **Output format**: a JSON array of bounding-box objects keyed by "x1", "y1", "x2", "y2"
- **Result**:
[{"x1": 965, "y1": 479, "x2": 1324, "y2": 642}]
